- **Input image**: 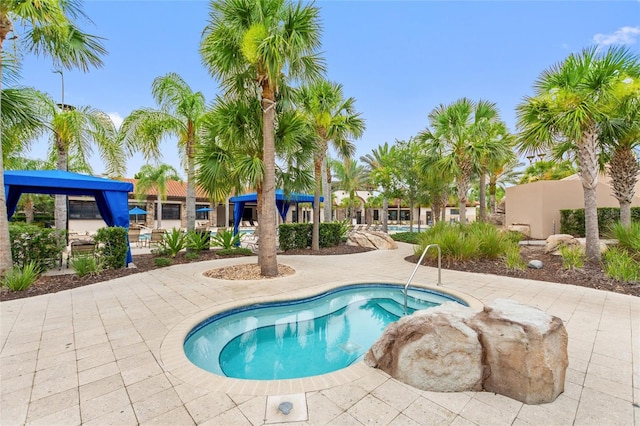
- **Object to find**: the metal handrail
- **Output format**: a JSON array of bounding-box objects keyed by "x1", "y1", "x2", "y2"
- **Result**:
[{"x1": 404, "y1": 244, "x2": 441, "y2": 315}]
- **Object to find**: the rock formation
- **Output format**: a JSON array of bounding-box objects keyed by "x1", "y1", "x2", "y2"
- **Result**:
[
  {"x1": 365, "y1": 299, "x2": 568, "y2": 405},
  {"x1": 346, "y1": 231, "x2": 398, "y2": 250}
]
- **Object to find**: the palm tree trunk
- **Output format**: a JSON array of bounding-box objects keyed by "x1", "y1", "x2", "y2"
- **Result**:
[
  {"x1": 489, "y1": 177, "x2": 497, "y2": 215},
  {"x1": 409, "y1": 199, "x2": 414, "y2": 232},
  {"x1": 259, "y1": 89, "x2": 278, "y2": 276},
  {"x1": 25, "y1": 197, "x2": 34, "y2": 223},
  {"x1": 322, "y1": 158, "x2": 332, "y2": 222},
  {"x1": 382, "y1": 196, "x2": 388, "y2": 233},
  {"x1": 609, "y1": 147, "x2": 638, "y2": 227},
  {"x1": 185, "y1": 137, "x2": 196, "y2": 231},
  {"x1": 312, "y1": 155, "x2": 323, "y2": 251},
  {"x1": 478, "y1": 167, "x2": 487, "y2": 222},
  {"x1": 577, "y1": 126, "x2": 601, "y2": 262},
  {"x1": 0, "y1": 14, "x2": 14, "y2": 275},
  {"x1": 55, "y1": 136, "x2": 68, "y2": 234},
  {"x1": 156, "y1": 194, "x2": 163, "y2": 229},
  {"x1": 440, "y1": 190, "x2": 448, "y2": 222},
  {"x1": 457, "y1": 161, "x2": 471, "y2": 224}
]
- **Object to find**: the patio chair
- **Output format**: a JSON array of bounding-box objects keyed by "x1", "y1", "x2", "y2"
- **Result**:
[
  {"x1": 149, "y1": 229, "x2": 165, "y2": 247},
  {"x1": 128, "y1": 227, "x2": 142, "y2": 247},
  {"x1": 67, "y1": 239, "x2": 96, "y2": 267}
]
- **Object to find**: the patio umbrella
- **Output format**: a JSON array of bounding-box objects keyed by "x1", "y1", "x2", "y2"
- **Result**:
[
  {"x1": 196, "y1": 207, "x2": 214, "y2": 212},
  {"x1": 128, "y1": 207, "x2": 147, "y2": 223}
]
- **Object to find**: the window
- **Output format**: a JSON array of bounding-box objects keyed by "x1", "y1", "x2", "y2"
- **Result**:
[
  {"x1": 69, "y1": 200, "x2": 101, "y2": 219},
  {"x1": 196, "y1": 204, "x2": 209, "y2": 220},
  {"x1": 155, "y1": 203, "x2": 181, "y2": 220},
  {"x1": 450, "y1": 208, "x2": 459, "y2": 215}
]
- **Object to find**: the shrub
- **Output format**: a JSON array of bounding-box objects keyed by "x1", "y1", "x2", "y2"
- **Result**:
[
  {"x1": 503, "y1": 244, "x2": 526, "y2": 271},
  {"x1": 391, "y1": 232, "x2": 419, "y2": 245},
  {"x1": 1, "y1": 261, "x2": 40, "y2": 291},
  {"x1": 609, "y1": 222, "x2": 640, "y2": 253},
  {"x1": 468, "y1": 222, "x2": 510, "y2": 259},
  {"x1": 158, "y1": 228, "x2": 186, "y2": 257},
  {"x1": 185, "y1": 251, "x2": 200, "y2": 261},
  {"x1": 560, "y1": 207, "x2": 640, "y2": 237},
  {"x1": 603, "y1": 247, "x2": 640, "y2": 283},
  {"x1": 185, "y1": 229, "x2": 211, "y2": 251},
  {"x1": 278, "y1": 222, "x2": 343, "y2": 251},
  {"x1": 211, "y1": 228, "x2": 241, "y2": 250},
  {"x1": 94, "y1": 227, "x2": 128, "y2": 269},
  {"x1": 69, "y1": 255, "x2": 102, "y2": 277},
  {"x1": 154, "y1": 257, "x2": 173, "y2": 267},
  {"x1": 558, "y1": 244, "x2": 585, "y2": 270},
  {"x1": 9, "y1": 223, "x2": 65, "y2": 271},
  {"x1": 217, "y1": 247, "x2": 253, "y2": 256},
  {"x1": 416, "y1": 222, "x2": 478, "y2": 261}
]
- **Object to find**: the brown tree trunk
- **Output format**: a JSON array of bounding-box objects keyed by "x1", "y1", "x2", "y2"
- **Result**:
[
  {"x1": 0, "y1": 13, "x2": 13, "y2": 275},
  {"x1": 55, "y1": 134, "x2": 69, "y2": 235},
  {"x1": 312, "y1": 153, "x2": 323, "y2": 251},
  {"x1": 185, "y1": 127, "x2": 197, "y2": 231},
  {"x1": 609, "y1": 147, "x2": 638, "y2": 227},
  {"x1": 577, "y1": 125, "x2": 601, "y2": 262},
  {"x1": 478, "y1": 167, "x2": 487, "y2": 222},
  {"x1": 156, "y1": 194, "x2": 163, "y2": 229},
  {"x1": 259, "y1": 85, "x2": 278, "y2": 276},
  {"x1": 457, "y1": 160, "x2": 471, "y2": 224},
  {"x1": 322, "y1": 158, "x2": 332, "y2": 222}
]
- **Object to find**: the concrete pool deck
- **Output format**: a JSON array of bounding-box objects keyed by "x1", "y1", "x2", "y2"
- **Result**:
[{"x1": 1, "y1": 243, "x2": 638, "y2": 425}]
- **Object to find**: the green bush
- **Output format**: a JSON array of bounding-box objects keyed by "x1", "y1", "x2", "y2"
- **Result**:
[
  {"x1": 185, "y1": 251, "x2": 201, "y2": 261},
  {"x1": 186, "y1": 229, "x2": 211, "y2": 251},
  {"x1": 158, "y1": 228, "x2": 186, "y2": 257},
  {"x1": 609, "y1": 222, "x2": 640, "y2": 253},
  {"x1": 70, "y1": 255, "x2": 102, "y2": 277},
  {"x1": 211, "y1": 228, "x2": 241, "y2": 250},
  {"x1": 560, "y1": 207, "x2": 640, "y2": 237},
  {"x1": 217, "y1": 247, "x2": 253, "y2": 256},
  {"x1": 503, "y1": 244, "x2": 526, "y2": 271},
  {"x1": 558, "y1": 245, "x2": 585, "y2": 270},
  {"x1": 94, "y1": 227, "x2": 128, "y2": 269},
  {"x1": 1, "y1": 261, "x2": 40, "y2": 291},
  {"x1": 278, "y1": 223, "x2": 343, "y2": 251},
  {"x1": 391, "y1": 232, "x2": 419, "y2": 244},
  {"x1": 154, "y1": 257, "x2": 173, "y2": 267},
  {"x1": 468, "y1": 222, "x2": 511, "y2": 259},
  {"x1": 9, "y1": 223, "x2": 65, "y2": 272},
  {"x1": 603, "y1": 247, "x2": 640, "y2": 283}
]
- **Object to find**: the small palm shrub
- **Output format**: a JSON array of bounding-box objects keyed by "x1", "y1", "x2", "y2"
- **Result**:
[
  {"x1": 1, "y1": 261, "x2": 40, "y2": 291},
  {"x1": 186, "y1": 229, "x2": 211, "y2": 251},
  {"x1": 416, "y1": 222, "x2": 478, "y2": 261},
  {"x1": 70, "y1": 255, "x2": 102, "y2": 277},
  {"x1": 558, "y1": 244, "x2": 585, "y2": 270},
  {"x1": 159, "y1": 228, "x2": 186, "y2": 257},
  {"x1": 503, "y1": 244, "x2": 526, "y2": 271},
  {"x1": 154, "y1": 257, "x2": 173, "y2": 267},
  {"x1": 603, "y1": 247, "x2": 640, "y2": 283},
  {"x1": 211, "y1": 228, "x2": 241, "y2": 250},
  {"x1": 469, "y1": 222, "x2": 510, "y2": 259},
  {"x1": 610, "y1": 222, "x2": 640, "y2": 253}
]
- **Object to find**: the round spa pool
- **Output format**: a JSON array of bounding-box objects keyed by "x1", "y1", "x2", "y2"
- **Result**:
[{"x1": 183, "y1": 283, "x2": 466, "y2": 380}]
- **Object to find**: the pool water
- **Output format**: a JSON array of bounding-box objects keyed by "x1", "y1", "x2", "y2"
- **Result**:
[{"x1": 184, "y1": 284, "x2": 465, "y2": 380}]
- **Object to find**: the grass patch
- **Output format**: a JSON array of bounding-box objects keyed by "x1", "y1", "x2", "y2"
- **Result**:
[
  {"x1": 154, "y1": 257, "x2": 173, "y2": 267},
  {"x1": 69, "y1": 255, "x2": 102, "y2": 277},
  {"x1": 503, "y1": 243, "x2": 526, "y2": 271},
  {"x1": 391, "y1": 232, "x2": 419, "y2": 244},
  {"x1": 603, "y1": 247, "x2": 640, "y2": 283},
  {"x1": 558, "y1": 244, "x2": 585, "y2": 270},
  {"x1": 1, "y1": 261, "x2": 40, "y2": 291}
]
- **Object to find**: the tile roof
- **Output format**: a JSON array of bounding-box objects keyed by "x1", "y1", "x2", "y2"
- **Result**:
[{"x1": 121, "y1": 178, "x2": 211, "y2": 199}]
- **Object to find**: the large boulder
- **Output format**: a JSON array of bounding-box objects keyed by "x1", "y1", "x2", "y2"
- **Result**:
[
  {"x1": 364, "y1": 302, "x2": 483, "y2": 392},
  {"x1": 469, "y1": 299, "x2": 568, "y2": 405},
  {"x1": 545, "y1": 234, "x2": 579, "y2": 253},
  {"x1": 347, "y1": 231, "x2": 397, "y2": 250},
  {"x1": 507, "y1": 224, "x2": 531, "y2": 239}
]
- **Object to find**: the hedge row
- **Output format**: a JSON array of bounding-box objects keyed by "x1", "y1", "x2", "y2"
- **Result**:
[
  {"x1": 560, "y1": 207, "x2": 640, "y2": 237},
  {"x1": 9, "y1": 224, "x2": 66, "y2": 271},
  {"x1": 278, "y1": 223, "x2": 343, "y2": 251}
]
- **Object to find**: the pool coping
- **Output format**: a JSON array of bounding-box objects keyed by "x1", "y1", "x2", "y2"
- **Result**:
[{"x1": 159, "y1": 278, "x2": 483, "y2": 396}]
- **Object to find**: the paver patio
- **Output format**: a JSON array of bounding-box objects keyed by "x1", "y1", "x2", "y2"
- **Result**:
[{"x1": 1, "y1": 243, "x2": 638, "y2": 425}]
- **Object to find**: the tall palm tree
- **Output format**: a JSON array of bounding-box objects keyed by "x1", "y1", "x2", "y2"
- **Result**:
[
  {"x1": 601, "y1": 96, "x2": 640, "y2": 226},
  {"x1": 331, "y1": 157, "x2": 366, "y2": 222},
  {"x1": 361, "y1": 142, "x2": 396, "y2": 233},
  {"x1": 119, "y1": 73, "x2": 206, "y2": 231},
  {"x1": 418, "y1": 98, "x2": 503, "y2": 225},
  {"x1": 296, "y1": 80, "x2": 365, "y2": 251},
  {"x1": 135, "y1": 164, "x2": 182, "y2": 230},
  {"x1": 41, "y1": 96, "x2": 123, "y2": 233},
  {"x1": 200, "y1": 0, "x2": 324, "y2": 276},
  {"x1": 0, "y1": 0, "x2": 106, "y2": 276},
  {"x1": 517, "y1": 46, "x2": 640, "y2": 261},
  {"x1": 487, "y1": 154, "x2": 521, "y2": 215}
]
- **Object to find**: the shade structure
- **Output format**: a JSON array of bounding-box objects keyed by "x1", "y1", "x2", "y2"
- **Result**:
[
  {"x1": 128, "y1": 207, "x2": 147, "y2": 215},
  {"x1": 229, "y1": 189, "x2": 322, "y2": 238},
  {"x1": 196, "y1": 207, "x2": 214, "y2": 212},
  {"x1": 4, "y1": 170, "x2": 135, "y2": 266}
]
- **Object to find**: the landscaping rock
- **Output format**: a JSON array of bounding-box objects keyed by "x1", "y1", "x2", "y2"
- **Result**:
[
  {"x1": 469, "y1": 299, "x2": 568, "y2": 405},
  {"x1": 545, "y1": 234, "x2": 579, "y2": 253},
  {"x1": 528, "y1": 260, "x2": 543, "y2": 269},
  {"x1": 347, "y1": 231, "x2": 397, "y2": 250},
  {"x1": 364, "y1": 302, "x2": 484, "y2": 392},
  {"x1": 507, "y1": 224, "x2": 531, "y2": 239}
]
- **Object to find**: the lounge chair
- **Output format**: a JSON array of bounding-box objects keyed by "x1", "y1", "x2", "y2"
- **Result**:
[{"x1": 149, "y1": 229, "x2": 165, "y2": 247}]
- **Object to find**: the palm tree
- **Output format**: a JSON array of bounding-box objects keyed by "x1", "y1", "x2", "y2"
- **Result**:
[
  {"x1": 518, "y1": 159, "x2": 576, "y2": 184},
  {"x1": 418, "y1": 98, "x2": 503, "y2": 224},
  {"x1": 361, "y1": 142, "x2": 397, "y2": 233},
  {"x1": 601, "y1": 96, "x2": 640, "y2": 226},
  {"x1": 331, "y1": 157, "x2": 366, "y2": 222},
  {"x1": 135, "y1": 164, "x2": 182, "y2": 230},
  {"x1": 119, "y1": 73, "x2": 206, "y2": 231},
  {"x1": 200, "y1": 0, "x2": 324, "y2": 276},
  {"x1": 487, "y1": 154, "x2": 522, "y2": 215},
  {"x1": 517, "y1": 46, "x2": 640, "y2": 261},
  {"x1": 40, "y1": 96, "x2": 123, "y2": 233},
  {"x1": 296, "y1": 80, "x2": 365, "y2": 251},
  {"x1": 0, "y1": 0, "x2": 106, "y2": 276}
]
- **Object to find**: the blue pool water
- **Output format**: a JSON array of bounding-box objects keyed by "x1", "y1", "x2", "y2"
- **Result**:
[{"x1": 184, "y1": 284, "x2": 466, "y2": 380}]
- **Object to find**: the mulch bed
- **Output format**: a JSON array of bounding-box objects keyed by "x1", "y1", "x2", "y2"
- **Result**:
[{"x1": 2, "y1": 244, "x2": 638, "y2": 302}]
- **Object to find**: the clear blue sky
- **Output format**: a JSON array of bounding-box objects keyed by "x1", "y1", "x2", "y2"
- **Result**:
[{"x1": 17, "y1": 0, "x2": 640, "y2": 178}]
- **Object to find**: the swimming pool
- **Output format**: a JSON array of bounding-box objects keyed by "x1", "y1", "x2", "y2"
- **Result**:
[{"x1": 183, "y1": 283, "x2": 466, "y2": 380}]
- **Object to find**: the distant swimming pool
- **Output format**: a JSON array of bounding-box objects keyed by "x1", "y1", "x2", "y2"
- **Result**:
[{"x1": 183, "y1": 283, "x2": 466, "y2": 380}]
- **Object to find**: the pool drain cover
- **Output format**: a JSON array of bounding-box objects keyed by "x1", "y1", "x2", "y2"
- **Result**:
[
  {"x1": 265, "y1": 394, "x2": 307, "y2": 423},
  {"x1": 339, "y1": 341, "x2": 361, "y2": 354}
]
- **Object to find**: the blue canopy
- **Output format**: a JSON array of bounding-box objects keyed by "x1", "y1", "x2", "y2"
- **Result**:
[
  {"x1": 5, "y1": 170, "x2": 135, "y2": 266},
  {"x1": 229, "y1": 189, "x2": 322, "y2": 237}
]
